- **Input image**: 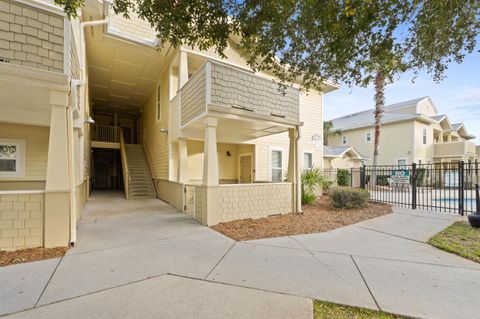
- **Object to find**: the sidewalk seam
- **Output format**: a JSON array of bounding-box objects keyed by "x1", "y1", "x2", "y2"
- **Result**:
[
  {"x1": 204, "y1": 242, "x2": 236, "y2": 280},
  {"x1": 350, "y1": 255, "x2": 381, "y2": 311},
  {"x1": 33, "y1": 256, "x2": 64, "y2": 308},
  {"x1": 355, "y1": 226, "x2": 426, "y2": 244}
]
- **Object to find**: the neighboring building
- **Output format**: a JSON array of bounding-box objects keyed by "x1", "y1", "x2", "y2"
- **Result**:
[
  {"x1": 327, "y1": 97, "x2": 478, "y2": 166},
  {"x1": 0, "y1": 0, "x2": 337, "y2": 251},
  {"x1": 323, "y1": 146, "x2": 366, "y2": 169}
]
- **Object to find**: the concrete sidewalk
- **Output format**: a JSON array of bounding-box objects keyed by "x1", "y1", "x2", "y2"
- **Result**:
[{"x1": 1, "y1": 193, "x2": 479, "y2": 319}]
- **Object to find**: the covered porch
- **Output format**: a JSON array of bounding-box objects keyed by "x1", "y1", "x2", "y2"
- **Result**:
[{"x1": 161, "y1": 54, "x2": 303, "y2": 225}]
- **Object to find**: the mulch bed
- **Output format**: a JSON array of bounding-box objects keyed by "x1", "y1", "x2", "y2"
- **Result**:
[
  {"x1": 0, "y1": 247, "x2": 68, "y2": 267},
  {"x1": 211, "y1": 196, "x2": 392, "y2": 241}
]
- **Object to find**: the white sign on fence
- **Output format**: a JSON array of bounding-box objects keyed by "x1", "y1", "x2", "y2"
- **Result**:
[{"x1": 391, "y1": 170, "x2": 410, "y2": 184}]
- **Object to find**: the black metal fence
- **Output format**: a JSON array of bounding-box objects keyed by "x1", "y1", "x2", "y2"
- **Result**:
[{"x1": 323, "y1": 161, "x2": 480, "y2": 215}]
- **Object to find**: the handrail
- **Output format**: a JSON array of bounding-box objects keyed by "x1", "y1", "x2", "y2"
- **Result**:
[
  {"x1": 92, "y1": 125, "x2": 120, "y2": 143},
  {"x1": 119, "y1": 127, "x2": 131, "y2": 199}
]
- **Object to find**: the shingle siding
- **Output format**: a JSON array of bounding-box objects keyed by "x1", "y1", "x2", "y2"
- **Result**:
[{"x1": 0, "y1": 0, "x2": 64, "y2": 72}]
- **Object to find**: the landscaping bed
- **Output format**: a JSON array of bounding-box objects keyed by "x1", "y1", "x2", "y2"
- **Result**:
[
  {"x1": 428, "y1": 221, "x2": 480, "y2": 263},
  {"x1": 212, "y1": 196, "x2": 392, "y2": 241},
  {"x1": 314, "y1": 300, "x2": 405, "y2": 319},
  {"x1": 0, "y1": 247, "x2": 68, "y2": 267}
]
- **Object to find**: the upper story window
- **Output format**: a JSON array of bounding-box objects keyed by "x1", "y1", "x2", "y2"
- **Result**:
[
  {"x1": 342, "y1": 136, "x2": 348, "y2": 145},
  {"x1": 270, "y1": 149, "x2": 283, "y2": 182},
  {"x1": 156, "y1": 84, "x2": 161, "y2": 122},
  {"x1": 397, "y1": 158, "x2": 407, "y2": 168},
  {"x1": 423, "y1": 127, "x2": 427, "y2": 144},
  {"x1": 0, "y1": 139, "x2": 25, "y2": 178},
  {"x1": 366, "y1": 132, "x2": 372, "y2": 143},
  {"x1": 303, "y1": 152, "x2": 313, "y2": 170}
]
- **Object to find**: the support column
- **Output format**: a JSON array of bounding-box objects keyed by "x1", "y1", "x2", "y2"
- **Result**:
[
  {"x1": 287, "y1": 127, "x2": 302, "y2": 213},
  {"x1": 202, "y1": 117, "x2": 219, "y2": 186},
  {"x1": 44, "y1": 88, "x2": 71, "y2": 248},
  {"x1": 178, "y1": 50, "x2": 189, "y2": 89},
  {"x1": 178, "y1": 138, "x2": 189, "y2": 183}
]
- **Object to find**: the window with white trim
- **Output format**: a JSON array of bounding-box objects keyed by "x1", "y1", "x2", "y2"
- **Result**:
[
  {"x1": 156, "y1": 84, "x2": 161, "y2": 122},
  {"x1": 271, "y1": 149, "x2": 283, "y2": 182},
  {"x1": 397, "y1": 158, "x2": 407, "y2": 168},
  {"x1": 366, "y1": 132, "x2": 372, "y2": 143},
  {"x1": 422, "y1": 127, "x2": 427, "y2": 145},
  {"x1": 0, "y1": 139, "x2": 25, "y2": 178},
  {"x1": 303, "y1": 152, "x2": 313, "y2": 170},
  {"x1": 342, "y1": 136, "x2": 348, "y2": 145}
]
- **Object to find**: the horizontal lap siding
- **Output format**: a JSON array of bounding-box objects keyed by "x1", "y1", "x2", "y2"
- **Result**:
[{"x1": 0, "y1": 123, "x2": 49, "y2": 181}]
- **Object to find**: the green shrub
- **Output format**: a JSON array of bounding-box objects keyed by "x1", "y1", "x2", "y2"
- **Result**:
[
  {"x1": 330, "y1": 187, "x2": 369, "y2": 209},
  {"x1": 337, "y1": 169, "x2": 351, "y2": 186},
  {"x1": 376, "y1": 175, "x2": 390, "y2": 186},
  {"x1": 302, "y1": 192, "x2": 316, "y2": 205},
  {"x1": 301, "y1": 167, "x2": 330, "y2": 204}
]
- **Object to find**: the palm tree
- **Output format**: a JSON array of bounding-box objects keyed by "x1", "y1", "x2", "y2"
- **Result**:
[
  {"x1": 323, "y1": 120, "x2": 339, "y2": 146},
  {"x1": 372, "y1": 70, "x2": 385, "y2": 168}
]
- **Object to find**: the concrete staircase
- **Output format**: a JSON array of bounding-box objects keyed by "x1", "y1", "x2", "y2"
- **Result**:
[{"x1": 124, "y1": 144, "x2": 156, "y2": 199}]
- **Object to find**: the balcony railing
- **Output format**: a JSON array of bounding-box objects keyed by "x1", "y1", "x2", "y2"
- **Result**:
[
  {"x1": 434, "y1": 141, "x2": 477, "y2": 157},
  {"x1": 92, "y1": 125, "x2": 120, "y2": 143},
  {"x1": 180, "y1": 61, "x2": 300, "y2": 127}
]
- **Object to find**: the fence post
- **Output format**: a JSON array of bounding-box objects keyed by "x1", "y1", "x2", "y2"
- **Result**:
[
  {"x1": 412, "y1": 163, "x2": 417, "y2": 210},
  {"x1": 459, "y1": 161, "x2": 465, "y2": 216},
  {"x1": 360, "y1": 165, "x2": 366, "y2": 189},
  {"x1": 350, "y1": 168, "x2": 353, "y2": 188}
]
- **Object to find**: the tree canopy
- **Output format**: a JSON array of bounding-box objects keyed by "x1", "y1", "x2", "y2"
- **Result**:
[{"x1": 56, "y1": 0, "x2": 479, "y2": 90}]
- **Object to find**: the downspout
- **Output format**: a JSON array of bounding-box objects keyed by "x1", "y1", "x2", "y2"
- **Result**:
[
  {"x1": 296, "y1": 125, "x2": 302, "y2": 213},
  {"x1": 68, "y1": 10, "x2": 110, "y2": 244}
]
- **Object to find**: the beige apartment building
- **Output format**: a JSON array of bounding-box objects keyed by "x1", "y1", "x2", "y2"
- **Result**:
[
  {"x1": 0, "y1": 0, "x2": 337, "y2": 251},
  {"x1": 327, "y1": 97, "x2": 478, "y2": 166}
]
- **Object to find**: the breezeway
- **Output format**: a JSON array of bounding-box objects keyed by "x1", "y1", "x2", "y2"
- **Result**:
[{"x1": 1, "y1": 191, "x2": 479, "y2": 319}]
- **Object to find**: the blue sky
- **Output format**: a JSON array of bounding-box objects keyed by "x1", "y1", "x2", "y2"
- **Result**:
[{"x1": 324, "y1": 53, "x2": 480, "y2": 144}]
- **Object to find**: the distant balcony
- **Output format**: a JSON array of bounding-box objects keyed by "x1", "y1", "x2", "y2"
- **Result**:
[
  {"x1": 434, "y1": 141, "x2": 477, "y2": 158},
  {"x1": 179, "y1": 61, "x2": 300, "y2": 128},
  {"x1": 91, "y1": 125, "x2": 121, "y2": 149}
]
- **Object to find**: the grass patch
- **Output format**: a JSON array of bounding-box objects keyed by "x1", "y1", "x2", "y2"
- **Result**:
[
  {"x1": 313, "y1": 300, "x2": 405, "y2": 319},
  {"x1": 428, "y1": 221, "x2": 480, "y2": 263}
]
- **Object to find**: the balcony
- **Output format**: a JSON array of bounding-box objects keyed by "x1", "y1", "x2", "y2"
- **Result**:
[
  {"x1": 172, "y1": 61, "x2": 300, "y2": 143},
  {"x1": 434, "y1": 141, "x2": 477, "y2": 160},
  {"x1": 0, "y1": 0, "x2": 67, "y2": 73},
  {"x1": 91, "y1": 125, "x2": 121, "y2": 149}
]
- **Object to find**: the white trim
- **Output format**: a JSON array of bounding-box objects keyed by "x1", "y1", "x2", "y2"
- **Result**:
[
  {"x1": 302, "y1": 150, "x2": 314, "y2": 170},
  {"x1": 238, "y1": 152, "x2": 253, "y2": 183},
  {"x1": 0, "y1": 139, "x2": 26, "y2": 178},
  {"x1": 0, "y1": 189, "x2": 44, "y2": 195},
  {"x1": 268, "y1": 146, "x2": 285, "y2": 182},
  {"x1": 16, "y1": 0, "x2": 66, "y2": 16},
  {"x1": 156, "y1": 83, "x2": 162, "y2": 123}
]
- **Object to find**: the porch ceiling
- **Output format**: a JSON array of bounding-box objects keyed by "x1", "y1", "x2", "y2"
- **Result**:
[
  {"x1": 182, "y1": 116, "x2": 288, "y2": 143},
  {"x1": 85, "y1": 27, "x2": 169, "y2": 113}
]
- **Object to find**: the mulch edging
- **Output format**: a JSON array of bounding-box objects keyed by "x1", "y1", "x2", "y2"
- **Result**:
[
  {"x1": 0, "y1": 247, "x2": 68, "y2": 267},
  {"x1": 212, "y1": 196, "x2": 392, "y2": 241}
]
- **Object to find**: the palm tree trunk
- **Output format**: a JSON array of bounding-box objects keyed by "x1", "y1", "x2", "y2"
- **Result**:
[{"x1": 371, "y1": 70, "x2": 385, "y2": 187}]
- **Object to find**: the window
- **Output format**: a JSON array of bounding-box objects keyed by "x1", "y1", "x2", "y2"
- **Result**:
[
  {"x1": 366, "y1": 132, "x2": 372, "y2": 143},
  {"x1": 156, "y1": 84, "x2": 161, "y2": 122},
  {"x1": 0, "y1": 139, "x2": 25, "y2": 178},
  {"x1": 397, "y1": 158, "x2": 407, "y2": 168},
  {"x1": 270, "y1": 149, "x2": 283, "y2": 182},
  {"x1": 422, "y1": 127, "x2": 427, "y2": 145},
  {"x1": 303, "y1": 152, "x2": 313, "y2": 170},
  {"x1": 342, "y1": 136, "x2": 348, "y2": 145}
]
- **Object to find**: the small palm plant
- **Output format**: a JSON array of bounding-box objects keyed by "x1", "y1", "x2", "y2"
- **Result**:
[{"x1": 301, "y1": 167, "x2": 332, "y2": 204}]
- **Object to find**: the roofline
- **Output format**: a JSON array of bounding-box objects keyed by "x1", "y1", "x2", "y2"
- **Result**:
[{"x1": 332, "y1": 114, "x2": 436, "y2": 132}]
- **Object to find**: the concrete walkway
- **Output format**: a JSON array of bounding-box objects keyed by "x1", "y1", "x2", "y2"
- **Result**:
[{"x1": 1, "y1": 191, "x2": 480, "y2": 319}]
